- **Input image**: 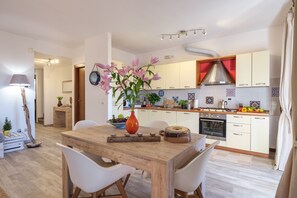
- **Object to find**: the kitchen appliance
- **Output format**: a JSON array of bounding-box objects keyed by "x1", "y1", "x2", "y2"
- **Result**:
[
  {"x1": 199, "y1": 112, "x2": 226, "y2": 141},
  {"x1": 194, "y1": 99, "x2": 199, "y2": 108},
  {"x1": 184, "y1": 47, "x2": 234, "y2": 85},
  {"x1": 218, "y1": 99, "x2": 228, "y2": 109}
]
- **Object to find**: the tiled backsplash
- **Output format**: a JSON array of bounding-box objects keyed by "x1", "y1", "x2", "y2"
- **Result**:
[{"x1": 141, "y1": 84, "x2": 278, "y2": 111}]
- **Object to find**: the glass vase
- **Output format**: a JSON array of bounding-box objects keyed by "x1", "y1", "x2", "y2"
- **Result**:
[{"x1": 126, "y1": 111, "x2": 139, "y2": 134}]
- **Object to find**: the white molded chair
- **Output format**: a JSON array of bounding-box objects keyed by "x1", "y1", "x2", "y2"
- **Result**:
[
  {"x1": 147, "y1": 120, "x2": 169, "y2": 130},
  {"x1": 73, "y1": 120, "x2": 112, "y2": 166},
  {"x1": 73, "y1": 120, "x2": 100, "y2": 130},
  {"x1": 174, "y1": 141, "x2": 219, "y2": 198},
  {"x1": 57, "y1": 143, "x2": 135, "y2": 198}
]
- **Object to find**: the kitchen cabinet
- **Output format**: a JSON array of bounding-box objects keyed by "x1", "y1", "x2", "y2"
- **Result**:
[
  {"x1": 176, "y1": 112, "x2": 199, "y2": 134},
  {"x1": 252, "y1": 51, "x2": 270, "y2": 86},
  {"x1": 236, "y1": 53, "x2": 252, "y2": 87},
  {"x1": 161, "y1": 111, "x2": 177, "y2": 125},
  {"x1": 236, "y1": 50, "x2": 270, "y2": 87},
  {"x1": 136, "y1": 109, "x2": 149, "y2": 126},
  {"x1": 150, "y1": 65, "x2": 166, "y2": 89},
  {"x1": 179, "y1": 60, "x2": 197, "y2": 89},
  {"x1": 226, "y1": 115, "x2": 251, "y2": 150},
  {"x1": 149, "y1": 110, "x2": 164, "y2": 123},
  {"x1": 164, "y1": 63, "x2": 180, "y2": 89},
  {"x1": 251, "y1": 116, "x2": 269, "y2": 154}
]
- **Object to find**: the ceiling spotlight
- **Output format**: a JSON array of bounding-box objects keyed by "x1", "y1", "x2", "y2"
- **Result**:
[{"x1": 160, "y1": 28, "x2": 206, "y2": 40}]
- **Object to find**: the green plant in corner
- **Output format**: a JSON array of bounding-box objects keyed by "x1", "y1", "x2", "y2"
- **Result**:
[
  {"x1": 3, "y1": 117, "x2": 12, "y2": 131},
  {"x1": 178, "y1": 100, "x2": 188, "y2": 109},
  {"x1": 146, "y1": 93, "x2": 161, "y2": 106}
]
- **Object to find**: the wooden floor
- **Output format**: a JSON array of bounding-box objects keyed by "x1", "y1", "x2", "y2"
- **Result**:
[{"x1": 0, "y1": 124, "x2": 282, "y2": 198}]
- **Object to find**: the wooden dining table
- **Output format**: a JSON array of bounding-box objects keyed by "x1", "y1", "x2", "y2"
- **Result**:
[{"x1": 61, "y1": 125, "x2": 206, "y2": 198}]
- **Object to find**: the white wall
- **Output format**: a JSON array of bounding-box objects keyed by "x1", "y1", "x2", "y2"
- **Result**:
[
  {"x1": 84, "y1": 33, "x2": 112, "y2": 124},
  {"x1": 43, "y1": 63, "x2": 72, "y2": 125},
  {"x1": 0, "y1": 30, "x2": 35, "y2": 137},
  {"x1": 0, "y1": 30, "x2": 74, "y2": 140},
  {"x1": 112, "y1": 48, "x2": 135, "y2": 65}
]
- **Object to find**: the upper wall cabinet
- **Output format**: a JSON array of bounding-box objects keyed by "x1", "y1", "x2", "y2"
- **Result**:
[
  {"x1": 236, "y1": 50, "x2": 270, "y2": 87},
  {"x1": 150, "y1": 60, "x2": 196, "y2": 90},
  {"x1": 179, "y1": 60, "x2": 197, "y2": 89}
]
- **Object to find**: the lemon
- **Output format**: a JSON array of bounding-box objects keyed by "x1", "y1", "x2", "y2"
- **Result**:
[{"x1": 118, "y1": 114, "x2": 124, "y2": 119}]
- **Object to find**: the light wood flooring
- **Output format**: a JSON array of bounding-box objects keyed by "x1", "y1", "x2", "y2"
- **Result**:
[{"x1": 0, "y1": 124, "x2": 282, "y2": 198}]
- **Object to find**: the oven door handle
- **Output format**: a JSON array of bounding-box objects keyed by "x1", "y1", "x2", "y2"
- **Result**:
[{"x1": 200, "y1": 118, "x2": 225, "y2": 123}]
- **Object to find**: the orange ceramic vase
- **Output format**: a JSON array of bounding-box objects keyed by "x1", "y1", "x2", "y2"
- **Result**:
[{"x1": 126, "y1": 111, "x2": 139, "y2": 134}]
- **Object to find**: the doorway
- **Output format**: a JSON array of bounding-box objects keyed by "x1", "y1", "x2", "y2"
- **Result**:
[{"x1": 74, "y1": 65, "x2": 85, "y2": 124}]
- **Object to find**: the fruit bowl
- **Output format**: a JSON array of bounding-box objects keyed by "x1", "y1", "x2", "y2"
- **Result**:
[{"x1": 109, "y1": 121, "x2": 126, "y2": 129}]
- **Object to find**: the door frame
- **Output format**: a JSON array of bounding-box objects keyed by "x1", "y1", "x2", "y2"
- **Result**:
[{"x1": 74, "y1": 64, "x2": 85, "y2": 124}]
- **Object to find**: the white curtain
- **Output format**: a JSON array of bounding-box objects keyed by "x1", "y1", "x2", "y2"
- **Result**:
[{"x1": 275, "y1": 10, "x2": 294, "y2": 171}]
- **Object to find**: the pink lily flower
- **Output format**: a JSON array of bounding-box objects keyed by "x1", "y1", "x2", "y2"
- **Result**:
[
  {"x1": 95, "y1": 63, "x2": 108, "y2": 70},
  {"x1": 152, "y1": 73, "x2": 161, "y2": 80},
  {"x1": 132, "y1": 69, "x2": 146, "y2": 78},
  {"x1": 142, "y1": 77, "x2": 149, "y2": 82},
  {"x1": 150, "y1": 57, "x2": 159, "y2": 65},
  {"x1": 100, "y1": 73, "x2": 111, "y2": 94},
  {"x1": 132, "y1": 58, "x2": 140, "y2": 69}
]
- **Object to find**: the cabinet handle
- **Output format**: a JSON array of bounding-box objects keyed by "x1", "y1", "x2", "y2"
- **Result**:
[
  {"x1": 233, "y1": 133, "x2": 242, "y2": 136},
  {"x1": 254, "y1": 117, "x2": 266, "y2": 120},
  {"x1": 156, "y1": 87, "x2": 161, "y2": 89},
  {"x1": 165, "y1": 112, "x2": 171, "y2": 114},
  {"x1": 169, "y1": 86, "x2": 175, "y2": 89},
  {"x1": 233, "y1": 116, "x2": 243, "y2": 118},
  {"x1": 233, "y1": 124, "x2": 243, "y2": 127},
  {"x1": 184, "y1": 86, "x2": 190, "y2": 88},
  {"x1": 152, "y1": 111, "x2": 158, "y2": 112},
  {"x1": 239, "y1": 83, "x2": 248, "y2": 86},
  {"x1": 255, "y1": 83, "x2": 266, "y2": 85},
  {"x1": 184, "y1": 113, "x2": 190, "y2": 115}
]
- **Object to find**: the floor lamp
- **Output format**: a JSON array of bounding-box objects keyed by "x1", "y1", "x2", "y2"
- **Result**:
[{"x1": 10, "y1": 74, "x2": 42, "y2": 148}]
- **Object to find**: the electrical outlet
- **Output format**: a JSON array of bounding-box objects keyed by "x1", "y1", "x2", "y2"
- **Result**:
[
  {"x1": 17, "y1": 129, "x2": 22, "y2": 133},
  {"x1": 24, "y1": 128, "x2": 28, "y2": 133}
]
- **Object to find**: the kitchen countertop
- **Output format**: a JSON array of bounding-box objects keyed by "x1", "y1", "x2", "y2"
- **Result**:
[{"x1": 124, "y1": 107, "x2": 270, "y2": 116}]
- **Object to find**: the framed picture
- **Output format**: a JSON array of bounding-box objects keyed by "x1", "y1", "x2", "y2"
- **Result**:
[{"x1": 62, "y1": 80, "x2": 72, "y2": 93}]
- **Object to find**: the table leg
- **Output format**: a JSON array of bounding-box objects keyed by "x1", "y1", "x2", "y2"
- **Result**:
[
  {"x1": 62, "y1": 148, "x2": 73, "y2": 198},
  {"x1": 151, "y1": 161, "x2": 174, "y2": 198}
]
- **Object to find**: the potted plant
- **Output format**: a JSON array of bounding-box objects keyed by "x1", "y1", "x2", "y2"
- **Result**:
[
  {"x1": 146, "y1": 93, "x2": 161, "y2": 106},
  {"x1": 178, "y1": 100, "x2": 188, "y2": 109},
  {"x1": 3, "y1": 117, "x2": 12, "y2": 136},
  {"x1": 57, "y1": 96, "x2": 63, "y2": 107}
]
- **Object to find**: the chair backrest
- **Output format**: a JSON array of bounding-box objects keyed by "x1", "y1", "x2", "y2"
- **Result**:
[
  {"x1": 147, "y1": 120, "x2": 169, "y2": 130},
  {"x1": 73, "y1": 120, "x2": 100, "y2": 130},
  {"x1": 56, "y1": 143, "x2": 132, "y2": 193},
  {"x1": 174, "y1": 141, "x2": 219, "y2": 193}
]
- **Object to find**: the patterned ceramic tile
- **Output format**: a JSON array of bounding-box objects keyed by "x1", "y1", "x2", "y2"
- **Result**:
[
  {"x1": 172, "y1": 96, "x2": 179, "y2": 103},
  {"x1": 188, "y1": 93, "x2": 195, "y2": 100},
  {"x1": 158, "y1": 90, "x2": 164, "y2": 97},
  {"x1": 250, "y1": 101, "x2": 260, "y2": 108},
  {"x1": 272, "y1": 87, "x2": 279, "y2": 97},
  {"x1": 226, "y1": 88, "x2": 235, "y2": 97},
  {"x1": 206, "y1": 96, "x2": 214, "y2": 104}
]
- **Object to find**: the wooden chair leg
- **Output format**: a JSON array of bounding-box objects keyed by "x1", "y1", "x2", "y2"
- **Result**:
[
  {"x1": 175, "y1": 189, "x2": 189, "y2": 198},
  {"x1": 194, "y1": 183, "x2": 203, "y2": 198},
  {"x1": 115, "y1": 179, "x2": 128, "y2": 198},
  {"x1": 123, "y1": 174, "x2": 130, "y2": 188},
  {"x1": 92, "y1": 192, "x2": 97, "y2": 198},
  {"x1": 72, "y1": 187, "x2": 81, "y2": 198}
]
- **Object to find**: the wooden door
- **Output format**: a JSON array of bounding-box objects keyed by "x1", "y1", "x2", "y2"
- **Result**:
[{"x1": 74, "y1": 66, "x2": 85, "y2": 123}]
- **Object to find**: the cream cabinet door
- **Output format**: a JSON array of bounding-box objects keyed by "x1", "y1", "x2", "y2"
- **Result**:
[
  {"x1": 150, "y1": 65, "x2": 166, "y2": 89},
  {"x1": 226, "y1": 123, "x2": 251, "y2": 150},
  {"x1": 137, "y1": 109, "x2": 150, "y2": 126},
  {"x1": 149, "y1": 110, "x2": 163, "y2": 124},
  {"x1": 165, "y1": 63, "x2": 180, "y2": 89},
  {"x1": 179, "y1": 60, "x2": 196, "y2": 89},
  {"x1": 252, "y1": 50, "x2": 270, "y2": 87},
  {"x1": 161, "y1": 111, "x2": 177, "y2": 126},
  {"x1": 236, "y1": 53, "x2": 252, "y2": 87},
  {"x1": 176, "y1": 112, "x2": 199, "y2": 134},
  {"x1": 251, "y1": 116, "x2": 269, "y2": 154}
]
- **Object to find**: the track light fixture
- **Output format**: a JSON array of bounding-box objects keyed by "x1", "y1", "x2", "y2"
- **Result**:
[{"x1": 161, "y1": 28, "x2": 207, "y2": 40}]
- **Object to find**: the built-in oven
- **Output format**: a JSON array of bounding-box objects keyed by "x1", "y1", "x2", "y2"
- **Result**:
[{"x1": 199, "y1": 112, "x2": 226, "y2": 141}]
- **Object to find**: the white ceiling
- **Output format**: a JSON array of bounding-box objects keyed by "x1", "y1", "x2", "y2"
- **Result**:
[{"x1": 0, "y1": 0, "x2": 291, "y2": 54}]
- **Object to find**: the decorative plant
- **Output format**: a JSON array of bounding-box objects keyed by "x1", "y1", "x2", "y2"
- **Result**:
[
  {"x1": 146, "y1": 93, "x2": 161, "y2": 106},
  {"x1": 3, "y1": 117, "x2": 12, "y2": 131},
  {"x1": 57, "y1": 96, "x2": 63, "y2": 101},
  {"x1": 96, "y1": 57, "x2": 161, "y2": 111},
  {"x1": 178, "y1": 100, "x2": 188, "y2": 109}
]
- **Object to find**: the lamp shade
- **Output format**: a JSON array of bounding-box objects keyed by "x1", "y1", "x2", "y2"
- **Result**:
[{"x1": 9, "y1": 74, "x2": 30, "y2": 87}]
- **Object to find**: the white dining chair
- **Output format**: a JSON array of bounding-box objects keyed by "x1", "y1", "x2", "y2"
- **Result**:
[
  {"x1": 57, "y1": 143, "x2": 135, "y2": 198},
  {"x1": 73, "y1": 120, "x2": 112, "y2": 166},
  {"x1": 174, "y1": 141, "x2": 219, "y2": 198},
  {"x1": 147, "y1": 120, "x2": 169, "y2": 130}
]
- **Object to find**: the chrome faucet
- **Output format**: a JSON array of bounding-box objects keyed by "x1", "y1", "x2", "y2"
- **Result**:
[{"x1": 219, "y1": 99, "x2": 228, "y2": 109}]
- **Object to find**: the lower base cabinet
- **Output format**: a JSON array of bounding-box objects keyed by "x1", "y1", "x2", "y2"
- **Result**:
[
  {"x1": 227, "y1": 130, "x2": 251, "y2": 151},
  {"x1": 176, "y1": 112, "x2": 199, "y2": 134},
  {"x1": 251, "y1": 116, "x2": 269, "y2": 154}
]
